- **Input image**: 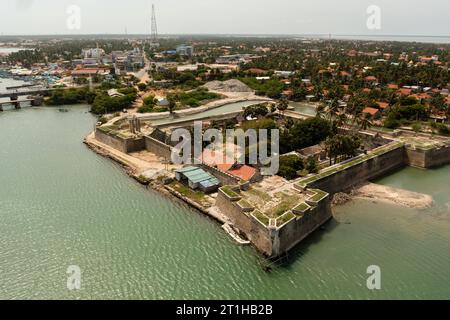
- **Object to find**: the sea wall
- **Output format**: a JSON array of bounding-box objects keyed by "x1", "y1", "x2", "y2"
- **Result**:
[
  {"x1": 216, "y1": 189, "x2": 273, "y2": 256},
  {"x1": 95, "y1": 129, "x2": 145, "y2": 154},
  {"x1": 405, "y1": 144, "x2": 450, "y2": 168},
  {"x1": 307, "y1": 145, "x2": 406, "y2": 195},
  {"x1": 216, "y1": 187, "x2": 332, "y2": 258},
  {"x1": 272, "y1": 195, "x2": 332, "y2": 256}
]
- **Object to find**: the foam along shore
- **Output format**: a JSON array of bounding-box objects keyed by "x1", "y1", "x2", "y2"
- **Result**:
[{"x1": 353, "y1": 183, "x2": 434, "y2": 210}]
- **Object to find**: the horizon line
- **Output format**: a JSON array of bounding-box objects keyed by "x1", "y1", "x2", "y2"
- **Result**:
[{"x1": 1, "y1": 33, "x2": 450, "y2": 38}]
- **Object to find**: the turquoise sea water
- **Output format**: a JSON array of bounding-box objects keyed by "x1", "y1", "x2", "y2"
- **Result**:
[{"x1": 0, "y1": 105, "x2": 449, "y2": 299}]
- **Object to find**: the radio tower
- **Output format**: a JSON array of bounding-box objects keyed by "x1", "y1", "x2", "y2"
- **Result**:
[{"x1": 150, "y1": 4, "x2": 159, "y2": 48}]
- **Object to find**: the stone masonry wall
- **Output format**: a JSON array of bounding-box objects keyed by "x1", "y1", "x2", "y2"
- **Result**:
[
  {"x1": 309, "y1": 146, "x2": 406, "y2": 195},
  {"x1": 216, "y1": 190, "x2": 273, "y2": 256},
  {"x1": 95, "y1": 129, "x2": 145, "y2": 154},
  {"x1": 144, "y1": 136, "x2": 173, "y2": 159},
  {"x1": 406, "y1": 145, "x2": 450, "y2": 168},
  {"x1": 273, "y1": 196, "x2": 332, "y2": 256}
]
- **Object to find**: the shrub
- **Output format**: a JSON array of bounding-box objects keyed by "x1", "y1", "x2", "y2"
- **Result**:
[
  {"x1": 169, "y1": 88, "x2": 220, "y2": 107},
  {"x1": 306, "y1": 158, "x2": 319, "y2": 174},
  {"x1": 384, "y1": 114, "x2": 401, "y2": 129},
  {"x1": 437, "y1": 123, "x2": 450, "y2": 136},
  {"x1": 137, "y1": 83, "x2": 147, "y2": 91},
  {"x1": 143, "y1": 95, "x2": 156, "y2": 107},
  {"x1": 46, "y1": 88, "x2": 91, "y2": 105},
  {"x1": 280, "y1": 117, "x2": 332, "y2": 153},
  {"x1": 91, "y1": 92, "x2": 137, "y2": 115},
  {"x1": 278, "y1": 166, "x2": 298, "y2": 180},
  {"x1": 412, "y1": 122, "x2": 422, "y2": 134},
  {"x1": 137, "y1": 106, "x2": 154, "y2": 113},
  {"x1": 278, "y1": 155, "x2": 304, "y2": 180}
]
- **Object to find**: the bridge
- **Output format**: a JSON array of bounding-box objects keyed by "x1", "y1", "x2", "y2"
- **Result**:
[
  {"x1": 0, "y1": 96, "x2": 44, "y2": 111},
  {"x1": 0, "y1": 87, "x2": 54, "y2": 99}
]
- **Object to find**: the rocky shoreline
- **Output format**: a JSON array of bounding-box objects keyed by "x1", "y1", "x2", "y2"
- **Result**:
[{"x1": 83, "y1": 134, "x2": 229, "y2": 225}]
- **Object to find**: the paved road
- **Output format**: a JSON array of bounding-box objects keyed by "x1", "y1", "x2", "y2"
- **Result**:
[{"x1": 133, "y1": 57, "x2": 151, "y2": 84}]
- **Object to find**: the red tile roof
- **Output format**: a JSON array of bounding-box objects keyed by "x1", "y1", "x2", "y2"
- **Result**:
[
  {"x1": 363, "y1": 107, "x2": 380, "y2": 116},
  {"x1": 376, "y1": 102, "x2": 389, "y2": 109},
  {"x1": 388, "y1": 84, "x2": 399, "y2": 90},
  {"x1": 365, "y1": 76, "x2": 377, "y2": 81},
  {"x1": 228, "y1": 165, "x2": 257, "y2": 182},
  {"x1": 71, "y1": 69, "x2": 100, "y2": 75},
  {"x1": 398, "y1": 88, "x2": 412, "y2": 96},
  {"x1": 199, "y1": 148, "x2": 256, "y2": 181}
]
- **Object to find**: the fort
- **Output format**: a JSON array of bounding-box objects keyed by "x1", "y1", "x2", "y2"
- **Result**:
[{"x1": 88, "y1": 111, "x2": 450, "y2": 258}]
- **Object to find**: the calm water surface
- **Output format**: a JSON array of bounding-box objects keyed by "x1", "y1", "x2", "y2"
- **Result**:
[
  {"x1": 289, "y1": 102, "x2": 317, "y2": 116},
  {"x1": 0, "y1": 105, "x2": 449, "y2": 299},
  {"x1": 151, "y1": 100, "x2": 263, "y2": 126}
]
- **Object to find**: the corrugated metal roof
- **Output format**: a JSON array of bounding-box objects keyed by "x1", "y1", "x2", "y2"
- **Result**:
[
  {"x1": 177, "y1": 166, "x2": 198, "y2": 173},
  {"x1": 176, "y1": 167, "x2": 220, "y2": 186}
]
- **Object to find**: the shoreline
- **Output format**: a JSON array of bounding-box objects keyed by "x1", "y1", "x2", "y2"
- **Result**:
[
  {"x1": 84, "y1": 131, "x2": 230, "y2": 225},
  {"x1": 334, "y1": 182, "x2": 434, "y2": 210}
]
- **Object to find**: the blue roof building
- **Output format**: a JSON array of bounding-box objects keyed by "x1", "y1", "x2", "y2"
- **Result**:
[{"x1": 175, "y1": 167, "x2": 220, "y2": 193}]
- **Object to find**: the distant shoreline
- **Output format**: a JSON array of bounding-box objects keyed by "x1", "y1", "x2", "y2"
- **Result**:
[{"x1": 1, "y1": 34, "x2": 450, "y2": 44}]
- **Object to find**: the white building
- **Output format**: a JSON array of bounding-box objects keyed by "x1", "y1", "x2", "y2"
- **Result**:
[
  {"x1": 176, "y1": 45, "x2": 194, "y2": 57},
  {"x1": 82, "y1": 48, "x2": 105, "y2": 60}
]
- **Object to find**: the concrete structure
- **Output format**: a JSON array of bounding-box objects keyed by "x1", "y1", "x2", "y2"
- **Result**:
[
  {"x1": 405, "y1": 143, "x2": 450, "y2": 168},
  {"x1": 299, "y1": 142, "x2": 406, "y2": 195},
  {"x1": 175, "y1": 166, "x2": 220, "y2": 193},
  {"x1": 93, "y1": 119, "x2": 450, "y2": 258},
  {"x1": 176, "y1": 45, "x2": 194, "y2": 57},
  {"x1": 112, "y1": 48, "x2": 145, "y2": 74},
  {"x1": 216, "y1": 185, "x2": 332, "y2": 257},
  {"x1": 82, "y1": 48, "x2": 105, "y2": 60},
  {"x1": 94, "y1": 127, "x2": 145, "y2": 154}
]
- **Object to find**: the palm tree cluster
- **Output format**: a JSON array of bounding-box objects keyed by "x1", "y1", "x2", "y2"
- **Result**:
[
  {"x1": 316, "y1": 95, "x2": 374, "y2": 132},
  {"x1": 323, "y1": 134, "x2": 362, "y2": 166}
]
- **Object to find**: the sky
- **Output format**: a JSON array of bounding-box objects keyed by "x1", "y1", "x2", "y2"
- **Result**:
[{"x1": 1, "y1": 0, "x2": 450, "y2": 36}]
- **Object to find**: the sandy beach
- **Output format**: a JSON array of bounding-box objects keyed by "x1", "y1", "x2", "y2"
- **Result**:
[{"x1": 353, "y1": 183, "x2": 434, "y2": 209}]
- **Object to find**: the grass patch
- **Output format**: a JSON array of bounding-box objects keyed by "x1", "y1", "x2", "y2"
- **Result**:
[
  {"x1": 276, "y1": 212, "x2": 296, "y2": 227},
  {"x1": 252, "y1": 210, "x2": 270, "y2": 226},
  {"x1": 264, "y1": 192, "x2": 302, "y2": 218},
  {"x1": 309, "y1": 189, "x2": 327, "y2": 202},
  {"x1": 237, "y1": 199, "x2": 253, "y2": 210},
  {"x1": 169, "y1": 181, "x2": 206, "y2": 204},
  {"x1": 221, "y1": 186, "x2": 240, "y2": 199},
  {"x1": 244, "y1": 188, "x2": 272, "y2": 202},
  {"x1": 293, "y1": 203, "x2": 310, "y2": 213},
  {"x1": 169, "y1": 88, "x2": 220, "y2": 107},
  {"x1": 97, "y1": 125, "x2": 119, "y2": 134}
]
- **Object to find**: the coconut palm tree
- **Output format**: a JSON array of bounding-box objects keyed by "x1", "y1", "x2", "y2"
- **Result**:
[
  {"x1": 168, "y1": 98, "x2": 177, "y2": 114},
  {"x1": 357, "y1": 113, "x2": 373, "y2": 131},
  {"x1": 277, "y1": 98, "x2": 289, "y2": 116}
]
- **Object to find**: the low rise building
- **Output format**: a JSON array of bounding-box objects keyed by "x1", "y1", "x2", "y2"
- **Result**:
[
  {"x1": 176, "y1": 45, "x2": 194, "y2": 57},
  {"x1": 175, "y1": 166, "x2": 220, "y2": 193}
]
